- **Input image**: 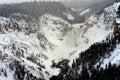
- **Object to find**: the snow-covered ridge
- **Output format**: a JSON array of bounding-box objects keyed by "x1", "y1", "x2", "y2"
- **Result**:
[
  {"x1": 80, "y1": 9, "x2": 90, "y2": 16},
  {"x1": 0, "y1": 2, "x2": 119, "y2": 80},
  {"x1": 94, "y1": 2, "x2": 120, "y2": 69}
]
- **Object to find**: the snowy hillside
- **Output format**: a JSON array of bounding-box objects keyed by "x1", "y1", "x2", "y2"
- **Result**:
[
  {"x1": 50, "y1": 2, "x2": 120, "y2": 80},
  {"x1": 0, "y1": 1, "x2": 119, "y2": 80}
]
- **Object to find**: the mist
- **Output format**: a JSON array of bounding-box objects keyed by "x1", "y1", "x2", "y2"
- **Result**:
[
  {"x1": 0, "y1": 0, "x2": 107, "y2": 4},
  {"x1": 62, "y1": 0, "x2": 114, "y2": 10}
]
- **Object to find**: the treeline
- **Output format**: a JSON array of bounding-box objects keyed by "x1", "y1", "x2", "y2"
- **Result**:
[
  {"x1": 0, "y1": 1, "x2": 85, "y2": 24},
  {"x1": 58, "y1": 63, "x2": 120, "y2": 80}
]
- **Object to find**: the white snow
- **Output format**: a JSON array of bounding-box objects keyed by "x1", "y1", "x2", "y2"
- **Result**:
[
  {"x1": 95, "y1": 44, "x2": 120, "y2": 69},
  {"x1": 67, "y1": 14, "x2": 75, "y2": 20},
  {"x1": 63, "y1": 12, "x2": 75, "y2": 20},
  {"x1": 38, "y1": 12, "x2": 114, "y2": 66},
  {"x1": 116, "y1": 18, "x2": 120, "y2": 23},
  {"x1": 0, "y1": 61, "x2": 15, "y2": 80},
  {"x1": 0, "y1": 2, "x2": 119, "y2": 80},
  {"x1": 94, "y1": 3, "x2": 120, "y2": 69},
  {"x1": 80, "y1": 9, "x2": 90, "y2": 15}
]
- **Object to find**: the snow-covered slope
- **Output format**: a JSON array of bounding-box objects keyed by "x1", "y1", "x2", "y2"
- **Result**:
[
  {"x1": 0, "y1": 16, "x2": 61, "y2": 80},
  {"x1": 0, "y1": 2, "x2": 119, "y2": 80},
  {"x1": 98, "y1": 44, "x2": 120, "y2": 69},
  {"x1": 94, "y1": 2, "x2": 120, "y2": 69},
  {"x1": 38, "y1": 11, "x2": 113, "y2": 63},
  {"x1": 50, "y1": 2, "x2": 120, "y2": 80}
]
